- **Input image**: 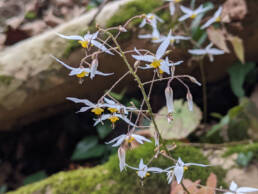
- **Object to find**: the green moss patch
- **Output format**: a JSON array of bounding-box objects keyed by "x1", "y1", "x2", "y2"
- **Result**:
[
  {"x1": 223, "y1": 143, "x2": 258, "y2": 161},
  {"x1": 0, "y1": 75, "x2": 13, "y2": 85},
  {"x1": 9, "y1": 142, "x2": 226, "y2": 194}
]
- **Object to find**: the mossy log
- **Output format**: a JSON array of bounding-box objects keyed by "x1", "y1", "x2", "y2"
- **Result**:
[
  {"x1": 7, "y1": 143, "x2": 226, "y2": 194},
  {"x1": 0, "y1": 0, "x2": 257, "y2": 131}
]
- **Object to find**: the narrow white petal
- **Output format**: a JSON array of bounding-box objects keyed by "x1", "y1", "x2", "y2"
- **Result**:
[
  {"x1": 160, "y1": 61, "x2": 170, "y2": 74},
  {"x1": 104, "y1": 97, "x2": 116, "y2": 105},
  {"x1": 105, "y1": 134, "x2": 126, "y2": 145},
  {"x1": 148, "y1": 167, "x2": 163, "y2": 173},
  {"x1": 180, "y1": 6, "x2": 193, "y2": 14},
  {"x1": 56, "y1": 32, "x2": 83, "y2": 41},
  {"x1": 174, "y1": 35, "x2": 191, "y2": 40},
  {"x1": 139, "y1": 159, "x2": 145, "y2": 169},
  {"x1": 66, "y1": 97, "x2": 94, "y2": 106},
  {"x1": 51, "y1": 55, "x2": 74, "y2": 70},
  {"x1": 95, "y1": 70, "x2": 114, "y2": 77},
  {"x1": 201, "y1": 18, "x2": 215, "y2": 29},
  {"x1": 77, "y1": 106, "x2": 92, "y2": 113},
  {"x1": 139, "y1": 19, "x2": 146, "y2": 28},
  {"x1": 184, "y1": 162, "x2": 210, "y2": 167},
  {"x1": 112, "y1": 136, "x2": 127, "y2": 147},
  {"x1": 207, "y1": 48, "x2": 224, "y2": 55},
  {"x1": 132, "y1": 134, "x2": 152, "y2": 143},
  {"x1": 229, "y1": 181, "x2": 238, "y2": 191},
  {"x1": 138, "y1": 65, "x2": 153, "y2": 70},
  {"x1": 156, "y1": 30, "x2": 171, "y2": 59},
  {"x1": 138, "y1": 34, "x2": 153, "y2": 39},
  {"x1": 69, "y1": 68, "x2": 86, "y2": 76},
  {"x1": 215, "y1": 6, "x2": 222, "y2": 18},
  {"x1": 93, "y1": 114, "x2": 112, "y2": 126},
  {"x1": 132, "y1": 55, "x2": 155, "y2": 62},
  {"x1": 178, "y1": 14, "x2": 191, "y2": 21},
  {"x1": 188, "y1": 49, "x2": 207, "y2": 55},
  {"x1": 237, "y1": 187, "x2": 258, "y2": 193},
  {"x1": 116, "y1": 114, "x2": 137, "y2": 127},
  {"x1": 91, "y1": 40, "x2": 114, "y2": 55},
  {"x1": 169, "y1": 2, "x2": 175, "y2": 15},
  {"x1": 174, "y1": 166, "x2": 184, "y2": 184}
]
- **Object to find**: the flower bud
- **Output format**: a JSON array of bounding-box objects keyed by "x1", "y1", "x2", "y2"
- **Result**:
[
  {"x1": 118, "y1": 147, "x2": 126, "y2": 172},
  {"x1": 90, "y1": 58, "x2": 98, "y2": 79},
  {"x1": 118, "y1": 25, "x2": 127, "y2": 32},
  {"x1": 186, "y1": 91, "x2": 193, "y2": 111},
  {"x1": 165, "y1": 86, "x2": 174, "y2": 113},
  {"x1": 189, "y1": 76, "x2": 201, "y2": 86}
]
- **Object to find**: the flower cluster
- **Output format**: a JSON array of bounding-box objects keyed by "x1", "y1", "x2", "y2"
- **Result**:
[{"x1": 50, "y1": 0, "x2": 258, "y2": 192}]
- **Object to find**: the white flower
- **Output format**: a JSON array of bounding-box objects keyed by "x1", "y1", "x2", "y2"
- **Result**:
[
  {"x1": 51, "y1": 56, "x2": 113, "y2": 79},
  {"x1": 56, "y1": 31, "x2": 114, "y2": 55},
  {"x1": 186, "y1": 91, "x2": 193, "y2": 111},
  {"x1": 132, "y1": 31, "x2": 172, "y2": 74},
  {"x1": 93, "y1": 113, "x2": 137, "y2": 127},
  {"x1": 139, "y1": 13, "x2": 164, "y2": 29},
  {"x1": 103, "y1": 97, "x2": 136, "y2": 115},
  {"x1": 165, "y1": 157, "x2": 210, "y2": 184},
  {"x1": 66, "y1": 97, "x2": 105, "y2": 115},
  {"x1": 166, "y1": 0, "x2": 183, "y2": 15},
  {"x1": 138, "y1": 27, "x2": 161, "y2": 42},
  {"x1": 201, "y1": 6, "x2": 222, "y2": 29},
  {"x1": 127, "y1": 159, "x2": 163, "y2": 179},
  {"x1": 179, "y1": 4, "x2": 210, "y2": 21},
  {"x1": 118, "y1": 147, "x2": 126, "y2": 172},
  {"x1": 224, "y1": 181, "x2": 258, "y2": 194},
  {"x1": 152, "y1": 30, "x2": 190, "y2": 45},
  {"x1": 188, "y1": 43, "x2": 224, "y2": 62},
  {"x1": 106, "y1": 133, "x2": 151, "y2": 147}
]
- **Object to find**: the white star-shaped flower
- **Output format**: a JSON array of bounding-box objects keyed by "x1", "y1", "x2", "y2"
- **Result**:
[
  {"x1": 152, "y1": 30, "x2": 190, "y2": 45},
  {"x1": 106, "y1": 133, "x2": 151, "y2": 147},
  {"x1": 138, "y1": 27, "x2": 161, "y2": 42},
  {"x1": 51, "y1": 56, "x2": 113, "y2": 79},
  {"x1": 201, "y1": 6, "x2": 222, "y2": 29},
  {"x1": 93, "y1": 113, "x2": 137, "y2": 127},
  {"x1": 127, "y1": 159, "x2": 163, "y2": 179},
  {"x1": 56, "y1": 31, "x2": 113, "y2": 55},
  {"x1": 166, "y1": 0, "x2": 183, "y2": 15},
  {"x1": 103, "y1": 97, "x2": 136, "y2": 115},
  {"x1": 224, "y1": 181, "x2": 258, "y2": 194},
  {"x1": 188, "y1": 43, "x2": 224, "y2": 62},
  {"x1": 66, "y1": 97, "x2": 105, "y2": 115},
  {"x1": 139, "y1": 13, "x2": 164, "y2": 29},
  {"x1": 179, "y1": 4, "x2": 210, "y2": 21},
  {"x1": 132, "y1": 31, "x2": 172, "y2": 74},
  {"x1": 165, "y1": 157, "x2": 210, "y2": 184}
]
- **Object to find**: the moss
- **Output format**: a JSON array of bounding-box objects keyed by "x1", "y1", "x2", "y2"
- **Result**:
[
  {"x1": 0, "y1": 75, "x2": 13, "y2": 85},
  {"x1": 223, "y1": 143, "x2": 258, "y2": 161},
  {"x1": 25, "y1": 11, "x2": 37, "y2": 20},
  {"x1": 9, "y1": 142, "x2": 226, "y2": 194}
]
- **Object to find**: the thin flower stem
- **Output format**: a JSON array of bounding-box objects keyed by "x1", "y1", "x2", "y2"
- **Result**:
[
  {"x1": 181, "y1": 182, "x2": 190, "y2": 194},
  {"x1": 199, "y1": 59, "x2": 207, "y2": 122}
]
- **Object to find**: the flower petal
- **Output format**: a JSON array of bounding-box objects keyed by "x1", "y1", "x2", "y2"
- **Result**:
[{"x1": 56, "y1": 32, "x2": 83, "y2": 41}]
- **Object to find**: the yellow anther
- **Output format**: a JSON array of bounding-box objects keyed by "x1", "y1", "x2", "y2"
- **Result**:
[
  {"x1": 150, "y1": 60, "x2": 162, "y2": 68},
  {"x1": 215, "y1": 16, "x2": 221, "y2": 22},
  {"x1": 109, "y1": 116, "x2": 119, "y2": 123},
  {"x1": 78, "y1": 40, "x2": 89, "y2": 48},
  {"x1": 159, "y1": 68, "x2": 164, "y2": 74},
  {"x1": 152, "y1": 37, "x2": 159, "y2": 41},
  {"x1": 91, "y1": 107, "x2": 104, "y2": 115},
  {"x1": 170, "y1": 39, "x2": 175, "y2": 44},
  {"x1": 190, "y1": 14, "x2": 197, "y2": 19},
  {"x1": 126, "y1": 136, "x2": 135, "y2": 143},
  {"x1": 76, "y1": 71, "x2": 88, "y2": 78},
  {"x1": 184, "y1": 166, "x2": 188, "y2": 171},
  {"x1": 149, "y1": 15, "x2": 154, "y2": 20},
  {"x1": 145, "y1": 172, "x2": 150, "y2": 177},
  {"x1": 175, "y1": 0, "x2": 182, "y2": 2},
  {"x1": 108, "y1": 107, "x2": 118, "y2": 113}
]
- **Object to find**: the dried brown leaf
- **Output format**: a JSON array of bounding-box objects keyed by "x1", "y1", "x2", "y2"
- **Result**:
[
  {"x1": 228, "y1": 35, "x2": 245, "y2": 63},
  {"x1": 222, "y1": 0, "x2": 247, "y2": 23},
  {"x1": 207, "y1": 27, "x2": 229, "y2": 53}
]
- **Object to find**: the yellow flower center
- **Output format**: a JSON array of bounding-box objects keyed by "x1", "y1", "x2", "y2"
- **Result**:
[
  {"x1": 108, "y1": 107, "x2": 118, "y2": 113},
  {"x1": 190, "y1": 13, "x2": 197, "y2": 19},
  {"x1": 152, "y1": 37, "x2": 159, "y2": 41},
  {"x1": 145, "y1": 172, "x2": 150, "y2": 177},
  {"x1": 215, "y1": 16, "x2": 221, "y2": 22},
  {"x1": 184, "y1": 166, "x2": 188, "y2": 171},
  {"x1": 109, "y1": 116, "x2": 119, "y2": 123},
  {"x1": 76, "y1": 71, "x2": 88, "y2": 78},
  {"x1": 78, "y1": 40, "x2": 89, "y2": 48},
  {"x1": 170, "y1": 39, "x2": 175, "y2": 44},
  {"x1": 126, "y1": 136, "x2": 135, "y2": 143},
  {"x1": 175, "y1": 0, "x2": 182, "y2": 2},
  {"x1": 150, "y1": 60, "x2": 162, "y2": 68},
  {"x1": 149, "y1": 15, "x2": 154, "y2": 20},
  {"x1": 91, "y1": 107, "x2": 104, "y2": 115}
]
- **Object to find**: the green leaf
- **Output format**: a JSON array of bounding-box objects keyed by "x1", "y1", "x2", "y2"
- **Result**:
[
  {"x1": 150, "y1": 99, "x2": 202, "y2": 139},
  {"x1": 23, "y1": 171, "x2": 47, "y2": 185},
  {"x1": 108, "y1": 88, "x2": 127, "y2": 101},
  {"x1": 97, "y1": 122, "x2": 112, "y2": 139},
  {"x1": 228, "y1": 62, "x2": 255, "y2": 98},
  {"x1": 206, "y1": 115, "x2": 229, "y2": 137},
  {"x1": 228, "y1": 35, "x2": 245, "y2": 63},
  {"x1": 236, "y1": 151, "x2": 253, "y2": 167},
  {"x1": 71, "y1": 136, "x2": 106, "y2": 160}
]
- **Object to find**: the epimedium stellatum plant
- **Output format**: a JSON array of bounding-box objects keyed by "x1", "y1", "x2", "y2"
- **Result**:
[{"x1": 51, "y1": 0, "x2": 258, "y2": 193}]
